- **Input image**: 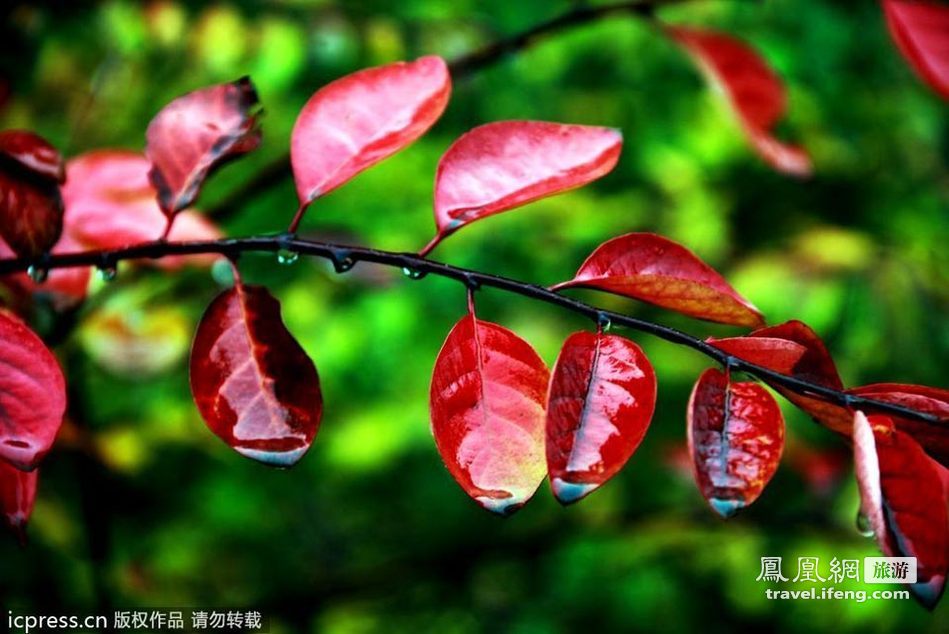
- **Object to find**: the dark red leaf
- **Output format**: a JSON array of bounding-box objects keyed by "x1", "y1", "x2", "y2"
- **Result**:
[
  {"x1": 706, "y1": 336, "x2": 807, "y2": 374},
  {"x1": 146, "y1": 77, "x2": 261, "y2": 218},
  {"x1": 853, "y1": 411, "x2": 948, "y2": 608},
  {"x1": 667, "y1": 27, "x2": 812, "y2": 176},
  {"x1": 749, "y1": 320, "x2": 851, "y2": 432},
  {"x1": 0, "y1": 131, "x2": 64, "y2": 258},
  {"x1": 424, "y1": 121, "x2": 622, "y2": 254},
  {"x1": 849, "y1": 383, "x2": 949, "y2": 467},
  {"x1": 0, "y1": 309, "x2": 66, "y2": 470},
  {"x1": 552, "y1": 233, "x2": 764, "y2": 327},
  {"x1": 430, "y1": 308, "x2": 550, "y2": 515},
  {"x1": 546, "y1": 331, "x2": 656, "y2": 504},
  {"x1": 0, "y1": 130, "x2": 65, "y2": 182},
  {"x1": 687, "y1": 368, "x2": 785, "y2": 517},
  {"x1": 883, "y1": 0, "x2": 949, "y2": 100},
  {"x1": 64, "y1": 151, "x2": 221, "y2": 269},
  {"x1": 291, "y1": 56, "x2": 450, "y2": 208},
  {"x1": 189, "y1": 282, "x2": 322, "y2": 467},
  {"x1": 1, "y1": 460, "x2": 37, "y2": 541}
]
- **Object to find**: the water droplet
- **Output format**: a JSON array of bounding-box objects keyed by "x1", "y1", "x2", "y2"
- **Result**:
[
  {"x1": 401, "y1": 266, "x2": 427, "y2": 280},
  {"x1": 597, "y1": 312, "x2": 612, "y2": 332},
  {"x1": 211, "y1": 258, "x2": 236, "y2": 287},
  {"x1": 855, "y1": 509, "x2": 875, "y2": 538},
  {"x1": 277, "y1": 248, "x2": 298, "y2": 266},
  {"x1": 332, "y1": 255, "x2": 355, "y2": 273},
  {"x1": 27, "y1": 265, "x2": 48, "y2": 284},
  {"x1": 97, "y1": 265, "x2": 118, "y2": 282}
]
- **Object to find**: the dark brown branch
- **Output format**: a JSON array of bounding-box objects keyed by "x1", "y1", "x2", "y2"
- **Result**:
[
  {"x1": 206, "y1": 0, "x2": 684, "y2": 219},
  {"x1": 0, "y1": 235, "x2": 944, "y2": 428}
]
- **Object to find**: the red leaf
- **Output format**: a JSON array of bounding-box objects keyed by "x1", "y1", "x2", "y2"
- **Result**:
[
  {"x1": 0, "y1": 309, "x2": 66, "y2": 470},
  {"x1": 430, "y1": 308, "x2": 550, "y2": 515},
  {"x1": 853, "y1": 411, "x2": 948, "y2": 608},
  {"x1": 848, "y1": 383, "x2": 949, "y2": 467},
  {"x1": 546, "y1": 331, "x2": 656, "y2": 504},
  {"x1": 687, "y1": 368, "x2": 785, "y2": 517},
  {"x1": 189, "y1": 282, "x2": 322, "y2": 467},
  {"x1": 706, "y1": 336, "x2": 807, "y2": 374},
  {"x1": 1, "y1": 460, "x2": 37, "y2": 541},
  {"x1": 291, "y1": 56, "x2": 450, "y2": 208},
  {"x1": 883, "y1": 0, "x2": 949, "y2": 100},
  {"x1": 425, "y1": 121, "x2": 622, "y2": 254},
  {"x1": 667, "y1": 27, "x2": 812, "y2": 176},
  {"x1": 146, "y1": 77, "x2": 261, "y2": 218},
  {"x1": 749, "y1": 320, "x2": 851, "y2": 432},
  {"x1": 0, "y1": 130, "x2": 65, "y2": 182},
  {"x1": 552, "y1": 233, "x2": 764, "y2": 327},
  {"x1": 0, "y1": 131, "x2": 65, "y2": 258},
  {"x1": 64, "y1": 151, "x2": 222, "y2": 269}
]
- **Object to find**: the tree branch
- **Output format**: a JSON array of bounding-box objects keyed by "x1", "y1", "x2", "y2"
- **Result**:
[
  {"x1": 206, "y1": 0, "x2": 684, "y2": 219},
  {"x1": 0, "y1": 235, "x2": 944, "y2": 427}
]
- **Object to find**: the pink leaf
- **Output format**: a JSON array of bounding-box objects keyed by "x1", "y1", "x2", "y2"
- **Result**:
[
  {"x1": 291, "y1": 56, "x2": 450, "y2": 209},
  {"x1": 146, "y1": 78, "x2": 261, "y2": 218},
  {"x1": 883, "y1": 0, "x2": 949, "y2": 100},
  {"x1": 546, "y1": 331, "x2": 656, "y2": 504},
  {"x1": 425, "y1": 121, "x2": 622, "y2": 254},
  {"x1": 552, "y1": 232, "x2": 764, "y2": 327},
  {"x1": 64, "y1": 151, "x2": 222, "y2": 269},
  {"x1": 430, "y1": 306, "x2": 550, "y2": 515},
  {"x1": 0, "y1": 309, "x2": 66, "y2": 470},
  {"x1": 667, "y1": 27, "x2": 812, "y2": 176}
]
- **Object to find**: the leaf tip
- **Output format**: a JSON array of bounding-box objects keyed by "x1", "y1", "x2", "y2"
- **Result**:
[
  {"x1": 911, "y1": 575, "x2": 946, "y2": 611},
  {"x1": 551, "y1": 477, "x2": 598, "y2": 506}
]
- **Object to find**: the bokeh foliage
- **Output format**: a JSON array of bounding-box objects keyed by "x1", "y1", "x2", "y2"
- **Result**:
[{"x1": 1, "y1": 0, "x2": 947, "y2": 632}]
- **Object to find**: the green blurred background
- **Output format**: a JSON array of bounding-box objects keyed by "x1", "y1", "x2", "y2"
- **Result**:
[{"x1": 1, "y1": 0, "x2": 947, "y2": 632}]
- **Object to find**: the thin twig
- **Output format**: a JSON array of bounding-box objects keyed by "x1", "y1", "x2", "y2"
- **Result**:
[{"x1": 0, "y1": 235, "x2": 944, "y2": 427}]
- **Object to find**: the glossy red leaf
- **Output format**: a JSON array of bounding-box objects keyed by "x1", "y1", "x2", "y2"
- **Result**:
[
  {"x1": 64, "y1": 151, "x2": 221, "y2": 269},
  {"x1": 552, "y1": 233, "x2": 764, "y2": 327},
  {"x1": 749, "y1": 320, "x2": 851, "y2": 432},
  {"x1": 687, "y1": 368, "x2": 785, "y2": 517},
  {"x1": 146, "y1": 77, "x2": 261, "y2": 218},
  {"x1": 706, "y1": 336, "x2": 807, "y2": 374},
  {"x1": 883, "y1": 0, "x2": 949, "y2": 100},
  {"x1": 546, "y1": 331, "x2": 656, "y2": 504},
  {"x1": 0, "y1": 130, "x2": 65, "y2": 182},
  {"x1": 0, "y1": 131, "x2": 65, "y2": 258},
  {"x1": 430, "y1": 310, "x2": 550, "y2": 515},
  {"x1": 0, "y1": 309, "x2": 66, "y2": 470},
  {"x1": 425, "y1": 121, "x2": 622, "y2": 254},
  {"x1": 291, "y1": 56, "x2": 450, "y2": 208},
  {"x1": 667, "y1": 27, "x2": 812, "y2": 176},
  {"x1": 1, "y1": 460, "x2": 37, "y2": 541},
  {"x1": 190, "y1": 282, "x2": 322, "y2": 467},
  {"x1": 849, "y1": 383, "x2": 949, "y2": 467},
  {"x1": 853, "y1": 411, "x2": 948, "y2": 608}
]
